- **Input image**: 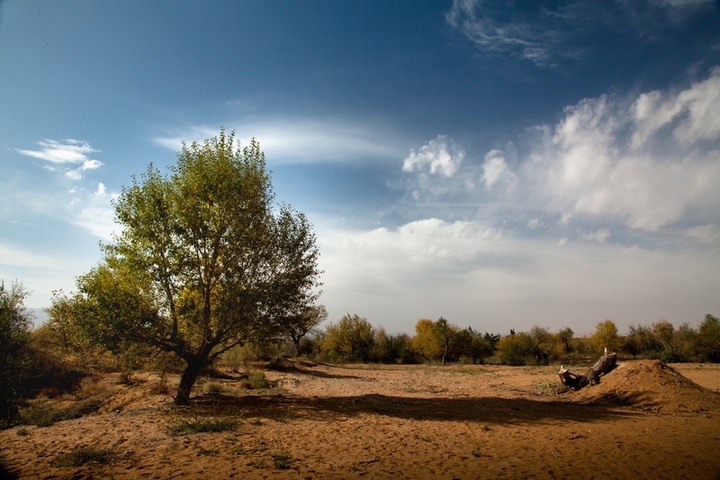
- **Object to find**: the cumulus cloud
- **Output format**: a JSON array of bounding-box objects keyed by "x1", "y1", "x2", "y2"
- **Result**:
[
  {"x1": 481, "y1": 149, "x2": 517, "y2": 190},
  {"x1": 402, "y1": 135, "x2": 464, "y2": 177},
  {"x1": 476, "y1": 67, "x2": 720, "y2": 233},
  {"x1": 16, "y1": 139, "x2": 103, "y2": 180}
]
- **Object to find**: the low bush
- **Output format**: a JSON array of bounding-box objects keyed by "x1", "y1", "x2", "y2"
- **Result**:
[
  {"x1": 166, "y1": 417, "x2": 238, "y2": 436},
  {"x1": 51, "y1": 447, "x2": 116, "y2": 467}
]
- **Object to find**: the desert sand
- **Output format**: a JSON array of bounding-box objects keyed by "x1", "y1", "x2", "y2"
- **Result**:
[{"x1": 1, "y1": 360, "x2": 719, "y2": 479}]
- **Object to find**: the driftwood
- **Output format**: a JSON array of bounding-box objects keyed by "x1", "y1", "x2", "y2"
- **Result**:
[{"x1": 559, "y1": 349, "x2": 617, "y2": 391}]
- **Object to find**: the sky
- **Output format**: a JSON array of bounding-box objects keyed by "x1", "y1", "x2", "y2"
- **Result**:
[{"x1": 1, "y1": 0, "x2": 719, "y2": 336}]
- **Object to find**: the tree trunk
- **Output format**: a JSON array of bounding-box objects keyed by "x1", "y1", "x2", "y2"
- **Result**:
[
  {"x1": 175, "y1": 358, "x2": 205, "y2": 405},
  {"x1": 559, "y1": 350, "x2": 617, "y2": 391}
]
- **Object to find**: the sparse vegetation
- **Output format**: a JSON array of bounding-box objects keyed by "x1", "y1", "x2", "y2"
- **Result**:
[
  {"x1": 271, "y1": 450, "x2": 292, "y2": 469},
  {"x1": 203, "y1": 381, "x2": 226, "y2": 395},
  {"x1": 51, "y1": 447, "x2": 116, "y2": 467},
  {"x1": 245, "y1": 372, "x2": 270, "y2": 390},
  {"x1": 166, "y1": 417, "x2": 238, "y2": 436}
]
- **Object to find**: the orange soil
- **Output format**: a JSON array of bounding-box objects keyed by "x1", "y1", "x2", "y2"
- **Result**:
[{"x1": 1, "y1": 361, "x2": 719, "y2": 479}]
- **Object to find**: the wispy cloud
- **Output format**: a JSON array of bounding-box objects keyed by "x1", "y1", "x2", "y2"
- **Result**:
[
  {"x1": 16, "y1": 139, "x2": 103, "y2": 180},
  {"x1": 154, "y1": 116, "x2": 406, "y2": 164},
  {"x1": 445, "y1": 0, "x2": 715, "y2": 68},
  {"x1": 445, "y1": 0, "x2": 586, "y2": 67},
  {"x1": 0, "y1": 242, "x2": 76, "y2": 270}
]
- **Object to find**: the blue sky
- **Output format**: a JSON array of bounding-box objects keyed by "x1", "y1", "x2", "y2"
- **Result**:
[{"x1": 1, "y1": 0, "x2": 719, "y2": 335}]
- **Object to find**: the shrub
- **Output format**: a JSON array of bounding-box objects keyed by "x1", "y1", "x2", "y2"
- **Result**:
[
  {"x1": 321, "y1": 314, "x2": 375, "y2": 363},
  {"x1": 203, "y1": 382, "x2": 225, "y2": 395},
  {"x1": 51, "y1": 447, "x2": 116, "y2": 467},
  {"x1": 166, "y1": 417, "x2": 238, "y2": 436},
  {"x1": 246, "y1": 372, "x2": 270, "y2": 390},
  {"x1": 272, "y1": 450, "x2": 292, "y2": 469}
]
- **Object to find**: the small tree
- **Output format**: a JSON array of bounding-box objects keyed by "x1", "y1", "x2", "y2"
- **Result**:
[
  {"x1": 322, "y1": 314, "x2": 375, "y2": 362},
  {"x1": 410, "y1": 317, "x2": 470, "y2": 365},
  {"x1": 528, "y1": 326, "x2": 552, "y2": 365},
  {"x1": 286, "y1": 304, "x2": 328, "y2": 357},
  {"x1": 63, "y1": 131, "x2": 322, "y2": 404},
  {"x1": 549, "y1": 327, "x2": 574, "y2": 363},
  {"x1": 591, "y1": 320, "x2": 620, "y2": 354},
  {"x1": 410, "y1": 319, "x2": 442, "y2": 362},
  {"x1": 466, "y1": 328, "x2": 494, "y2": 364},
  {"x1": 496, "y1": 331, "x2": 534, "y2": 366},
  {"x1": 623, "y1": 324, "x2": 652, "y2": 359},
  {"x1": 697, "y1": 314, "x2": 720, "y2": 362}
]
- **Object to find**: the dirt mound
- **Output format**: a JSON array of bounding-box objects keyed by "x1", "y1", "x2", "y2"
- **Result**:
[{"x1": 571, "y1": 360, "x2": 720, "y2": 414}]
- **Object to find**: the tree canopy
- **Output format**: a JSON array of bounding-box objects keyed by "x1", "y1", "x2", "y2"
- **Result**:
[
  {"x1": 61, "y1": 131, "x2": 322, "y2": 404},
  {"x1": 0, "y1": 281, "x2": 32, "y2": 423}
]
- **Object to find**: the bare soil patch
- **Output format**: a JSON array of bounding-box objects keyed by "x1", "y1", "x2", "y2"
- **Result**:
[{"x1": 1, "y1": 361, "x2": 719, "y2": 479}]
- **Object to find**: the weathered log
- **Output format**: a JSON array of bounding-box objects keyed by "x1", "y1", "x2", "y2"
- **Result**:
[{"x1": 559, "y1": 350, "x2": 617, "y2": 391}]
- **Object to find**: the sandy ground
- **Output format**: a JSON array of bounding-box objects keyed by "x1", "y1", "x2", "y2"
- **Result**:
[{"x1": 1, "y1": 360, "x2": 719, "y2": 479}]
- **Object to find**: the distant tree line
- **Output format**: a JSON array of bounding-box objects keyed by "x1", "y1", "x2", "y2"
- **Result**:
[{"x1": 233, "y1": 313, "x2": 720, "y2": 367}]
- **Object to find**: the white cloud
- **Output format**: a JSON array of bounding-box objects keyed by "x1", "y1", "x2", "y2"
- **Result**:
[
  {"x1": 0, "y1": 242, "x2": 75, "y2": 270},
  {"x1": 580, "y1": 228, "x2": 611, "y2": 243},
  {"x1": 402, "y1": 135, "x2": 464, "y2": 177},
  {"x1": 16, "y1": 139, "x2": 104, "y2": 180},
  {"x1": 315, "y1": 215, "x2": 719, "y2": 334},
  {"x1": 445, "y1": 0, "x2": 565, "y2": 67},
  {"x1": 445, "y1": 0, "x2": 715, "y2": 69},
  {"x1": 474, "y1": 68, "x2": 720, "y2": 233},
  {"x1": 631, "y1": 67, "x2": 720, "y2": 148},
  {"x1": 69, "y1": 182, "x2": 119, "y2": 240},
  {"x1": 527, "y1": 218, "x2": 542, "y2": 230},
  {"x1": 154, "y1": 117, "x2": 405, "y2": 164},
  {"x1": 481, "y1": 149, "x2": 517, "y2": 189}
]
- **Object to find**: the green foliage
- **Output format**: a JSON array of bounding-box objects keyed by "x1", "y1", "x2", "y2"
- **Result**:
[
  {"x1": 464, "y1": 329, "x2": 494, "y2": 364},
  {"x1": 623, "y1": 324, "x2": 653, "y2": 358},
  {"x1": 371, "y1": 329, "x2": 418, "y2": 364},
  {"x1": 591, "y1": 320, "x2": 620, "y2": 354},
  {"x1": 0, "y1": 281, "x2": 32, "y2": 425},
  {"x1": 286, "y1": 304, "x2": 328, "y2": 356},
  {"x1": 246, "y1": 372, "x2": 270, "y2": 390},
  {"x1": 697, "y1": 314, "x2": 720, "y2": 362},
  {"x1": 321, "y1": 314, "x2": 375, "y2": 362},
  {"x1": 549, "y1": 327, "x2": 575, "y2": 363},
  {"x1": 62, "y1": 131, "x2": 322, "y2": 404},
  {"x1": 271, "y1": 450, "x2": 292, "y2": 469},
  {"x1": 51, "y1": 447, "x2": 116, "y2": 467},
  {"x1": 203, "y1": 381, "x2": 225, "y2": 394},
  {"x1": 166, "y1": 417, "x2": 238, "y2": 436},
  {"x1": 495, "y1": 331, "x2": 534, "y2": 366},
  {"x1": 410, "y1": 317, "x2": 473, "y2": 365}
]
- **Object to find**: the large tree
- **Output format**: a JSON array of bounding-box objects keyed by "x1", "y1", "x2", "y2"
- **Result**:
[
  {"x1": 0, "y1": 281, "x2": 32, "y2": 424},
  {"x1": 66, "y1": 131, "x2": 322, "y2": 404}
]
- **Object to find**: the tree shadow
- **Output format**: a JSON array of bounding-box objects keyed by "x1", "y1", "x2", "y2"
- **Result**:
[
  {"x1": 187, "y1": 392, "x2": 642, "y2": 426},
  {"x1": 265, "y1": 364, "x2": 363, "y2": 380}
]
